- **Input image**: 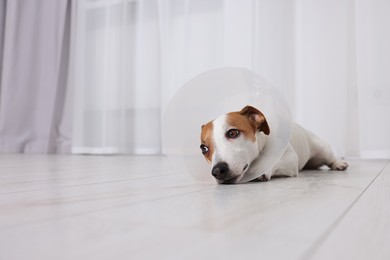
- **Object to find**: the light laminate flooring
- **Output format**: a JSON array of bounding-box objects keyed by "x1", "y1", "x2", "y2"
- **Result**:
[{"x1": 0, "y1": 155, "x2": 389, "y2": 260}]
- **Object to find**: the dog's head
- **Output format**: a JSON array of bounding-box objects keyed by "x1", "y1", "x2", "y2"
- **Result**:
[{"x1": 200, "y1": 106, "x2": 270, "y2": 184}]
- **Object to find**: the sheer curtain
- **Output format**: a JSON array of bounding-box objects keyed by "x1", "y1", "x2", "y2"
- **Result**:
[
  {"x1": 0, "y1": 0, "x2": 72, "y2": 153},
  {"x1": 69, "y1": 0, "x2": 390, "y2": 158}
]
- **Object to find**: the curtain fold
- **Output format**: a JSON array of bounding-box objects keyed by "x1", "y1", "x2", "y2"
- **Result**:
[
  {"x1": 0, "y1": 0, "x2": 72, "y2": 153},
  {"x1": 70, "y1": 0, "x2": 162, "y2": 154}
]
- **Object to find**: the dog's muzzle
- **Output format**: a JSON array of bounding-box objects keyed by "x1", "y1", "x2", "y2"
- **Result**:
[{"x1": 211, "y1": 162, "x2": 229, "y2": 180}]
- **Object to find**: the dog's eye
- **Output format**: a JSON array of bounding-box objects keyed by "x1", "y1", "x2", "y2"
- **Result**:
[
  {"x1": 226, "y1": 129, "x2": 240, "y2": 139},
  {"x1": 200, "y1": 144, "x2": 209, "y2": 154}
]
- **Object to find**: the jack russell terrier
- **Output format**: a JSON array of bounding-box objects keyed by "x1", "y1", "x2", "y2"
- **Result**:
[{"x1": 200, "y1": 105, "x2": 348, "y2": 184}]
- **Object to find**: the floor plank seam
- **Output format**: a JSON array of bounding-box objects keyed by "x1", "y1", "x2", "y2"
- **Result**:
[
  {"x1": 0, "y1": 186, "x2": 215, "y2": 232},
  {"x1": 0, "y1": 174, "x2": 184, "y2": 195},
  {"x1": 298, "y1": 159, "x2": 390, "y2": 260}
]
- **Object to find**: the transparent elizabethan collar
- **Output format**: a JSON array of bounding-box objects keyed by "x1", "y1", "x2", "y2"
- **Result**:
[{"x1": 162, "y1": 67, "x2": 292, "y2": 183}]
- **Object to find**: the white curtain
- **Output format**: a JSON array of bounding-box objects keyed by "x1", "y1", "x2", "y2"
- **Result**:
[
  {"x1": 69, "y1": 0, "x2": 390, "y2": 158},
  {"x1": 0, "y1": 0, "x2": 72, "y2": 153}
]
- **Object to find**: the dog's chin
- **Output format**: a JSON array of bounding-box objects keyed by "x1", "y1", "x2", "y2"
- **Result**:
[
  {"x1": 217, "y1": 174, "x2": 243, "y2": 184},
  {"x1": 214, "y1": 163, "x2": 251, "y2": 184},
  {"x1": 217, "y1": 177, "x2": 238, "y2": 184}
]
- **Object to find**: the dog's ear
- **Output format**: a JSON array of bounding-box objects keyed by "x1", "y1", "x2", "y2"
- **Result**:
[{"x1": 239, "y1": 106, "x2": 270, "y2": 135}]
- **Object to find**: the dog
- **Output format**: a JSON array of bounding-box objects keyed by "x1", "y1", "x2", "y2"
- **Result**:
[{"x1": 200, "y1": 105, "x2": 348, "y2": 184}]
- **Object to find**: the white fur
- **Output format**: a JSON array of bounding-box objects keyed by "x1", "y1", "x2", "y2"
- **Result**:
[
  {"x1": 212, "y1": 116, "x2": 260, "y2": 183},
  {"x1": 211, "y1": 116, "x2": 348, "y2": 183}
]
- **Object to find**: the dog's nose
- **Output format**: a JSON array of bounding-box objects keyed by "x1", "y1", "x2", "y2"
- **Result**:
[{"x1": 212, "y1": 162, "x2": 229, "y2": 180}]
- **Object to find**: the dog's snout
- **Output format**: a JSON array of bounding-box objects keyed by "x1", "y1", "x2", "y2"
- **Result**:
[{"x1": 212, "y1": 162, "x2": 229, "y2": 180}]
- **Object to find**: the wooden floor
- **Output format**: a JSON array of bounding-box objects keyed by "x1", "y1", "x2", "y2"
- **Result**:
[{"x1": 0, "y1": 155, "x2": 389, "y2": 260}]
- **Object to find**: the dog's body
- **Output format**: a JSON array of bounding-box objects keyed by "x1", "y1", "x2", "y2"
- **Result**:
[{"x1": 200, "y1": 106, "x2": 348, "y2": 184}]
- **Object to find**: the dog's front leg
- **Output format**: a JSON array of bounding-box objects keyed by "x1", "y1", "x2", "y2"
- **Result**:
[
  {"x1": 272, "y1": 144, "x2": 299, "y2": 178},
  {"x1": 255, "y1": 144, "x2": 299, "y2": 182},
  {"x1": 256, "y1": 173, "x2": 272, "y2": 182}
]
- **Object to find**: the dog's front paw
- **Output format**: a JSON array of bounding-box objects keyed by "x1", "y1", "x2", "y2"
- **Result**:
[
  {"x1": 257, "y1": 174, "x2": 271, "y2": 182},
  {"x1": 331, "y1": 160, "x2": 348, "y2": 171}
]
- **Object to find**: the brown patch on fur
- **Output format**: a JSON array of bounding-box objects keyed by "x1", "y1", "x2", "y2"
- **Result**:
[
  {"x1": 239, "y1": 106, "x2": 270, "y2": 135},
  {"x1": 200, "y1": 122, "x2": 214, "y2": 163},
  {"x1": 226, "y1": 112, "x2": 257, "y2": 142}
]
